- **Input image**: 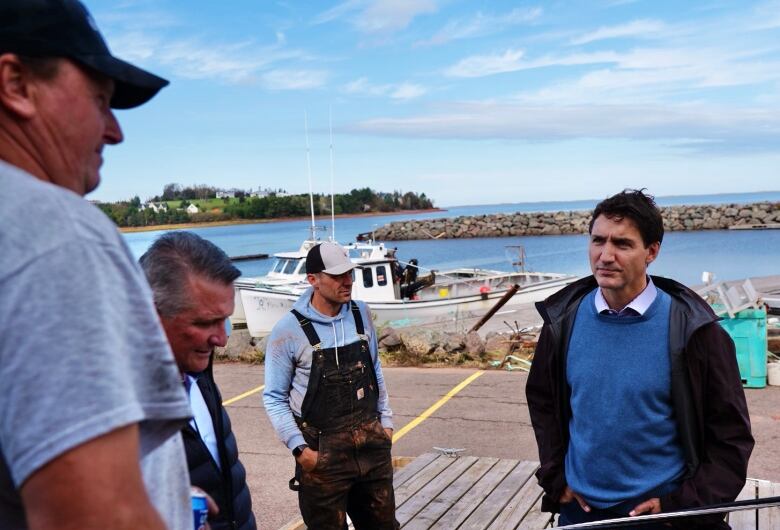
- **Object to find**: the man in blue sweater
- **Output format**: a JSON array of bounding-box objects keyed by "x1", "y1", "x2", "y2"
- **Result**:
[
  {"x1": 527, "y1": 189, "x2": 753, "y2": 529},
  {"x1": 264, "y1": 241, "x2": 398, "y2": 529}
]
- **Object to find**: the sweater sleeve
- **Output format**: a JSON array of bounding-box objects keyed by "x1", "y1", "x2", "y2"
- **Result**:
[
  {"x1": 660, "y1": 323, "x2": 754, "y2": 525},
  {"x1": 262, "y1": 322, "x2": 306, "y2": 451}
]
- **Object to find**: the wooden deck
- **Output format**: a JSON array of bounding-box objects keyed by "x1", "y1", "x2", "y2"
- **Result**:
[
  {"x1": 392, "y1": 452, "x2": 553, "y2": 529},
  {"x1": 280, "y1": 453, "x2": 780, "y2": 529},
  {"x1": 390, "y1": 453, "x2": 780, "y2": 530}
]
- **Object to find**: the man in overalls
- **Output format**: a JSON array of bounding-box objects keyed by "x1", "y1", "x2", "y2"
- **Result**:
[{"x1": 264, "y1": 241, "x2": 399, "y2": 529}]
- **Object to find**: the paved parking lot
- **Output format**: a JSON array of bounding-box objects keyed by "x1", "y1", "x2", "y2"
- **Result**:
[{"x1": 214, "y1": 363, "x2": 780, "y2": 530}]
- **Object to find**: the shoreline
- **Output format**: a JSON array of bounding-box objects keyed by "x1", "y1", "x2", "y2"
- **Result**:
[{"x1": 118, "y1": 208, "x2": 445, "y2": 233}]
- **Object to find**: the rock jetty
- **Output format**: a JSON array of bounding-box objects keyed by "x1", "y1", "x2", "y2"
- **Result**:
[
  {"x1": 373, "y1": 201, "x2": 779, "y2": 241},
  {"x1": 220, "y1": 321, "x2": 780, "y2": 366}
]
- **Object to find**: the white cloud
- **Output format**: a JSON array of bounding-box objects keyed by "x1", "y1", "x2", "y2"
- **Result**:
[
  {"x1": 357, "y1": 0, "x2": 437, "y2": 33},
  {"x1": 344, "y1": 77, "x2": 374, "y2": 94},
  {"x1": 343, "y1": 77, "x2": 426, "y2": 100},
  {"x1": 314, "y1": 0, "x2": 437, "y2": 34},
  {"x1": 444, "y1": 49, "x2": 525, "y2": 78},
  {"x1": 344, "y1": 101, "x2": 780, "y2": 155},
  {"x1": 391, "y1": 83, "x2": 427, "y2": 100},
  {"x1": 511, "y1": 45, "x2": 780, "y2": 106},
  {"x1": 107, "y1": 31, "x2": 158, "y2": 62},
  {"x1": 95, "y1": 3, "x2": 323, "y2": 90},
  {"x1": 261, "y1": 69, "x2": 328, "y2": 90},
  {"x1": 417, "y1": 7, "x2": 542, "y2": 46},
  {"x1": 571, "y1": 19, "x2": 666, "y2": 45},
  {"x1": 157, "y1": 39, "x2": 318, "y2": 85},
  {"x1": 313, "y1": 0, "x2": 366, "y2": 25},
  {"x1": 107, "y1": 28, "x2": 320, "y2": 88},
  {"x1": 444, "y1": 48, "x2": 623, "y2": 78}
]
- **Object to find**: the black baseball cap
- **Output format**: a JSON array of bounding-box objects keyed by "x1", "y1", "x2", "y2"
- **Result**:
[{"x1": 0, "y1": 0, "x2": 169, "y2": 109}]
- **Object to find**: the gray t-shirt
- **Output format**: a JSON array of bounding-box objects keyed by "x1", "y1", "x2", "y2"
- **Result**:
[{"x1": 0, "y1": 162, "x2": 193, "y2": 529}]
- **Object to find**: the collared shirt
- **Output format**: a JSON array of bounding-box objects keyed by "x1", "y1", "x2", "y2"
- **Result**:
[
  {"x1": 594, "y1": 276, "x2": 657, "y2": 317},
  {"x1": 186, "y1": 375, "x2": 221, "y2": 469}
]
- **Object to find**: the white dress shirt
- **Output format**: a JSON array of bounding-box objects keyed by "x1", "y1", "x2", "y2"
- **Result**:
[
  {"x1": 595, "y1": 276, "x2": 658, "y2": 317},
  {"x1": 186, "y1": 375, "x2": 221, "y2": 469}
]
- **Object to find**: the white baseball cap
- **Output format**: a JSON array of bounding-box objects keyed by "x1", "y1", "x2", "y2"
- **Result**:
[{"x1": 306, "y1": 242, "x2": 357, "y2": 275}]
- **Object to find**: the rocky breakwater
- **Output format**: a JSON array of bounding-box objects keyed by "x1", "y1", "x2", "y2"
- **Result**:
[
  {"x1": 373, "y1": 201, "x2": 779, "y2": 240},
  {"x1": 217, "y1": 319, "x2": 780, "y2": 365}
]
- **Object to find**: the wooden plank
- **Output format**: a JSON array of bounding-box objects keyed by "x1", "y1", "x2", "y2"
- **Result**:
[
  {"x1": 396, "y1": 455, "x2": 458, "y2": 507},
  {"x1": 397, "y1": 456, "x2": 479, "y2": 527},
  {"x1": 405, "y1": 458, "x2": 499, "y2": 530},
  {"x1": 429, "y1": 459, "x2": 518, "y2": 530},
  {"x1": 394, "y1": 452, "x2": 441, "y2": 489},
  {"x1": 516, "y1": 496, "x2": 555, "y2": 529},
  {"x1": 458, "y1": 460, "x2": 538, "y2": 529},
  {"x1": 757, "y1": 481, "x2": 780, "y2": 529},
  {"x1": 729, "y1": 480, "x2": 757, "y2": 530},
  {"x1": 486, "y1": 468, "x2": 545, "y2": 530}
]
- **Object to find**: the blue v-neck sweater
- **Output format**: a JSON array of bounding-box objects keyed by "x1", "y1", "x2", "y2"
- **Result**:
[{"x1": 565, "y1": 289, "x2": 685, "y2": 508}]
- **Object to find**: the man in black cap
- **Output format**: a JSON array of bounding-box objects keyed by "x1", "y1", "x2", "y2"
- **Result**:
[
  {"x1": 264, "y1": 241, "x2": 399, "y2": 529},
  {"x1": 0, "y1": 2, "x2": 193, "y2": 529}
]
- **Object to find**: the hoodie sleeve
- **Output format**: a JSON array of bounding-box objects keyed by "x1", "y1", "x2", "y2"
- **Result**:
[
  {"x1": 262, "y1": 317, "x2": 306, "y2": 451},
  {"x1": 361, "y1": 302, "x2": 394, "y2": 430}
]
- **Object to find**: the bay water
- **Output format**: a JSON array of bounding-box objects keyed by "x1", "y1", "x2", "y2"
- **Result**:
[{"x1": 123, "y1": 191, "x2": 780, "y2": 287}]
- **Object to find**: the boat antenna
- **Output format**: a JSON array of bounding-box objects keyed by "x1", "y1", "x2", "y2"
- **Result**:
[
  {"x1": 329, "y1": 106, "x2": 336, "y2": 241},
  {"x1": 305, "y1": 111, "x2": 316, "y2": 239}
]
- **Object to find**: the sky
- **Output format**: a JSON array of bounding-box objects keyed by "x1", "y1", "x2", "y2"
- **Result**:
[{"x1": 86, "y1": 0, "x2": 780, "y2": 206}]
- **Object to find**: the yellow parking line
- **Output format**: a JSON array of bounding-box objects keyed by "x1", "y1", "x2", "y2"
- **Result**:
[
  {"x1": 222, "y1": 385, "x2": 265, "y2": 406},
  {"x1": 392, "y1": 370, "x2": 485, "y2": 444}
]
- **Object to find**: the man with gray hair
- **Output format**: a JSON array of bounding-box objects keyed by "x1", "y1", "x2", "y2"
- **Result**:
[
  {"x1": 141, "y1": 231, "x2": 257, "y2": 530},
  {"x1": 0, "y1": 1, "x2": 192, "y2": 528}
]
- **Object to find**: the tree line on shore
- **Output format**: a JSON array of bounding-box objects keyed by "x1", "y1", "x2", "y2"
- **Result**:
[{"x1": 96, "y1": 184, "x2": 434, "y2": 228}]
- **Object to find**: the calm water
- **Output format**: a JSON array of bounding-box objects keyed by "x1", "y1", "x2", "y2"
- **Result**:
[{"x1": 123, "y1": 191, "x2": 780, "y2": 287}]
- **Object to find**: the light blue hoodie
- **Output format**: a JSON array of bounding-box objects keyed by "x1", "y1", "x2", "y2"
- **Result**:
[{"x1": 263, "y1": 287, "x2": 393, "y2": 450}]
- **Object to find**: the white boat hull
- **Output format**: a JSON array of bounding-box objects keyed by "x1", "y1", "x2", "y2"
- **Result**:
[{"x1": 236, "y1": 273, "x2": 575, "y2": 337}]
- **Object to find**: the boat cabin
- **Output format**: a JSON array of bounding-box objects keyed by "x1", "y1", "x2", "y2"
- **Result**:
[
  {"x1": 346, "y1": 242, "x2": 403, "y2": 302},
  {"x1": 261, "y1": 240, "x2": 319, "y2": 286}
]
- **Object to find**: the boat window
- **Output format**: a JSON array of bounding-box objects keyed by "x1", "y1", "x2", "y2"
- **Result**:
[
  {"x1": 298, "y1": 261, "x2": 307, "y2": 274},
  {"x1": 363, "y1": 267, "x2": 374, "y2": 288},
  {"x1": 376, "y1": 265, "x2": 388, "y2": 286},
  {"x1": 281, "y1": 259, "x2": 298, "y2": 274}
]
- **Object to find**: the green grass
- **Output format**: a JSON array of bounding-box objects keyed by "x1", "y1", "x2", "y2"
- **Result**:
[{"x1": 164, "y1": 198, "x2": 237, "y2": 211}]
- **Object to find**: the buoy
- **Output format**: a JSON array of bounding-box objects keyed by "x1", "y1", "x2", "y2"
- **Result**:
[{"x1": 479, "y1": 285, "x2": 490, "y2": 300}]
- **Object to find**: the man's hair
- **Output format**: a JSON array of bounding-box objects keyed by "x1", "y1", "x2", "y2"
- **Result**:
[
  {"x1": 139, "y1": 231, "x2": 240, "y2": 317},
  {"x1": 17, "y1": 55, "x2": 61, "y2": 80},
  {"x1": 588, "y1": 189, "x2": 664, "y2": 247}
]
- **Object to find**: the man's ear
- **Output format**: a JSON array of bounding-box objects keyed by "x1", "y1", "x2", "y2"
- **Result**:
[
  {"x1": 306, "y1": 273, "x2": 318, "y2": 289},
  {"x1": 646, "y1": 241, "x2": 660, "y2": 265},
  {"x1": 0, "y1": 53, "x2": 39, "y2": 119}
]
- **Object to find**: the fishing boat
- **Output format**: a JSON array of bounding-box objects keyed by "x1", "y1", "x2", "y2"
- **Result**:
[
  {"x1": 231, "y1": 113, "x2": 576, "y2": 336},
  {"x1": 232, "y1": 238, "x2": 576, "y2": 337}
]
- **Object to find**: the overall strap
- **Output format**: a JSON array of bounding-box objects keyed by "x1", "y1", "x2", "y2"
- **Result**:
[
  {"x1": 290, "y1": 309, "x2": 322, "y2": 349},
  {"x1": 350, "y1": 301, "x2": 366, "y2": 336}
]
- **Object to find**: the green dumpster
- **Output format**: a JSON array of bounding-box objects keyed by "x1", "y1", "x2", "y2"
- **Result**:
[{"x1": 717, "y1": 307, "x2": 767, "y2": 388}]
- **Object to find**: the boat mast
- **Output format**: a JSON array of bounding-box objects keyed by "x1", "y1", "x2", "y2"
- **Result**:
[
  {"x1": 329, "y1": 106, "x2": 336, "y2": 241},
  {"x1": 305, "y1": 112, "x2": 316, "y2": 240}
]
